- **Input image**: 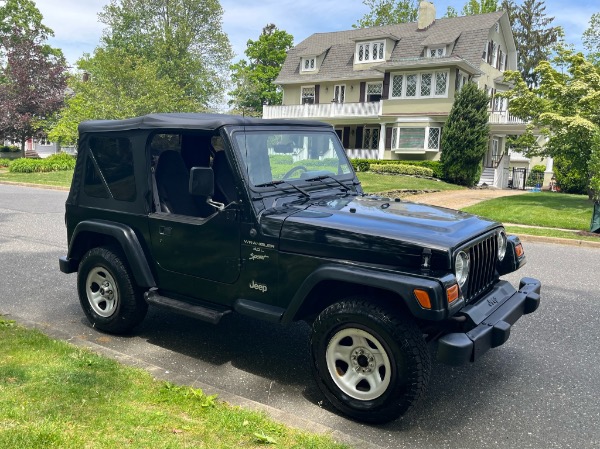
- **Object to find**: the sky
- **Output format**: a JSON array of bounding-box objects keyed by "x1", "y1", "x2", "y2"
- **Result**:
[{"x1": 31, "y1": 0, "x2": 598, "y2": 68}]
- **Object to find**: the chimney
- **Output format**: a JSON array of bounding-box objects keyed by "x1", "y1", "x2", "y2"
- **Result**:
[{"x1": 417, "y1": 1, "x2": 436, "y2": 30}]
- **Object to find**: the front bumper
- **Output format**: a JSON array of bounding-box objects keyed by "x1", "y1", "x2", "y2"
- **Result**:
[{"x1": 437, "y1": 277, "x2": 541, "y2": 366}]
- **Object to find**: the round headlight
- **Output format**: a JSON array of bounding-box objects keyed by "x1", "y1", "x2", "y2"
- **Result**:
[
  {"x1": 497, "y1": 230, "x2": 507, "y2": 261},
  {"x1": 455, "y1": 251, "x2": 470, "y2": 288}
]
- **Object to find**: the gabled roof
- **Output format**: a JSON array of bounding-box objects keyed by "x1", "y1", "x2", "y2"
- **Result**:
[{"x1": 277, "y1": 10, "x2": 507, "y2": 85}]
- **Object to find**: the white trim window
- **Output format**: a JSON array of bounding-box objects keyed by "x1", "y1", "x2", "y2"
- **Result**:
[
  {"x1": 333, "y1": 84, "x2": 346, "y2": 103},
  {"x1": 355, "y1": 40, "x2": 386, "y2": 63},
  {"x1": 366, "y1": 82, "x2": 383, "y2": 102},
  {"x1": 301, "y1": 86, "x2": 315, "y2": 104},
  {"x1": 491, "y1": 42, "x2": 498, "y2": 68},
  {"x1": 456, "y1": 70, "x2": 468, "y2": 93},
  {"x1": 428, "y1": 47, "x2": 446, "y2": 58},
  {"x1": 301, "y1": 57, "x2": 317, "y2": 72},
  {"x1": 38, "y1": 137, "x2": 51, "y2": 146},
  {"x1": 390, "y1": 71, "x2": 449, "y2": 99},
  {"x1": 391, "y1": 127, "x2": 441, "y2": 150},
  {"x1": 363, "y1": 127, "x2": 380, "y2": 150}
]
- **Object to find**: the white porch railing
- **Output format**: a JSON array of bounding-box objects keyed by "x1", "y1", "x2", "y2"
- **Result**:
[
  {"x1": 488, "y1": 111, "x2": 527, "y2": 125},
  {"x1": 263, "y1": 102, "x2": 382, "y2": 120},
  {"x1": 345, "y1": 149, "x2": 380, "y2": 159}
]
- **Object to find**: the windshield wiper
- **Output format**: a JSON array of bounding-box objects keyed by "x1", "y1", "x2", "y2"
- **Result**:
[
  {"x1": 304, "y1": 174, "x2": 350, "y2": 192},
  {"x1": 254, "y1": 180, "x2": 311, "y2": 198}
]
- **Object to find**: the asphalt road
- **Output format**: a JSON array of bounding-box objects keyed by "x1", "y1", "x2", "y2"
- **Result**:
[{"x1": 1, "y1": 183, "x2": 599, "y2": 448}]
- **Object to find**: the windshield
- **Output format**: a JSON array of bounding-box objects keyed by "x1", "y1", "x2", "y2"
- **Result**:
[{"x1": 232, "y1": 130, "x2": 353, "y2": 187}]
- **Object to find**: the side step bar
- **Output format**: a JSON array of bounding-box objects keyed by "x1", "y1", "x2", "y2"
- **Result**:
[{"x1": 145, "y1": 289, "x2": 231, "y2": 325}]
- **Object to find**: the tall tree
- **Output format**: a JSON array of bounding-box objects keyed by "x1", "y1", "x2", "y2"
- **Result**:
[
  {"x1": 501, "y1": 0, "x2": 561, "y2": 88},
  {"x1": 98, "y1": 0, "x2": 233, "y2": 108},
  {"x1": 354, "y1": 0, "x2": 418, "y2": 28},
  {"x1": 461, "y1": 0, "x2": 498, "y2": 15},
  {"x1": 48, "y1": 48, "x2": 200, "y2": 145},
  {"x1": 229, "y1": 24, "x2": 293, "y2": 116},
  {"x1": 0, "y1": 0, "x2": 53, "y2": 38},
  {"x1": 502, "y1": 49, "x2": 600, "y2": 200},
  {"x1": 582, "y1": 12, "x2": 600, "y2": 66},
  {"x1": 0, "y1": 28, "x2": 67, "y2": 156},
  {"x1": 440, "y1": 83, "x2": 490, "y2": 186}
]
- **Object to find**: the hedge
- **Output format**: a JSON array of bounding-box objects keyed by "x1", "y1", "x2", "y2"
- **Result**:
[
  {"x1": 8, "y1": 153, "x2": 76, "y2": 173},
  {"x1": 350, "y1": 158, "x2": 442, "y2": 178},
  {"x1": 370, "y1": 163, "x2": 434, "y2": 177},
  {"x1": 0, "y1": 158, "x2": 10, "y2": 168},
  {"x1": 0, "y1": 145, "x2": 20, "y2": 153}
]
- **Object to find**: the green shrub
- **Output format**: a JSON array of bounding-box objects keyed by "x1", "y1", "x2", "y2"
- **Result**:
[
  {"x1": 531, "y1": 164, "x2": 546, "y2": 173},
  {"x1": 8, "y1": 153, "x2": 76, "y2": 173},
  {"x1": 350, "y1": 158, "x2": 442, "y2": 178},
  {"x1": 350, "y1": 159, "x2": 370, "y2": 172},
  {"x1": 9, "y1": 158, "x2": 45, "y2": 173},
  {"x1": 0, "y1": 158, "x2": 10, "y2": 168},
  {"x1": 554, "y1": 155, "x2": 588, "y2": 194},
  {"x1": 370, "y1": 163, "x2": 434, "y2": 177},
  {"x1": 44, "y1": 153, "x2": 76, "y2": 171},
  {"x1": 269, "y1": 154, "x2": 294, "y2": 165},
  {"x1": 0, "y1": 145, "x2": 20, "y2": 153}
]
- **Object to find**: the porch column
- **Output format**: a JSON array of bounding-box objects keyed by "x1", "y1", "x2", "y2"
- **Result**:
[
  {"x1": 543, "y1": 156, "x2": 554, "y2": 189},
  {"x1": 378, "y1": 123, "x2": 386, "y2": 160}
]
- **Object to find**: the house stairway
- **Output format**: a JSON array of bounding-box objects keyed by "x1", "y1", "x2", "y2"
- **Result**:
[{"x1": 478, "y1": 167, "x2": 495, "y2": 187}]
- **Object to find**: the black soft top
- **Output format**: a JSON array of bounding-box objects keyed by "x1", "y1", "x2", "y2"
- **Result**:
[{"x1": 78, "y1": 113, "x2": 332, "y2": 134}]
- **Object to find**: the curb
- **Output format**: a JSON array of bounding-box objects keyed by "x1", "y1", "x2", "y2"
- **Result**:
[
  {"x1": 515, "y1": 233, "x2": 600, "y2": 249},
  {"x1": 2, "y1": 313, "x2": 383, "y2": 449},
  {"x1": 0, "y1": 180, "x2": 70, "y2": 191}
]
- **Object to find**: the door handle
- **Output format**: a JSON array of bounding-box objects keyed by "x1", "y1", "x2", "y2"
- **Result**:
[{"x1": 159, "y1": 226, "x2": 172, "y2": 236}]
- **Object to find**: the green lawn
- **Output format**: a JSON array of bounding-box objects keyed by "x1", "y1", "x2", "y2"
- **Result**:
[
  {"x1": 356, "y1": 172, "x2": 463, "y2": 193},
  {"x1": 0, "y1": 168, "x2": 460, "y2": 194},
  {"x1": 0, "y1": 169, "x2": 73, "y2": 188},
  {"x1": 0, "y1": 317, "x2": 346, "y2": 449},
  {"x1": 462, "y1": 192, "x2": 593, "y2": 231}
]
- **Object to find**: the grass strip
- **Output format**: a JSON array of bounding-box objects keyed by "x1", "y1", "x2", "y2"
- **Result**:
[
  {"x1": 0, "y1": 318, "x2": 347, "y2": 449},
  {"x1": 0, "y1": 169, "x2": 73, "y2": 188}
]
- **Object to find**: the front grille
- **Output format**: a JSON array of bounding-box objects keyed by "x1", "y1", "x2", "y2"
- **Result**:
[{"x1": 462, "y1": 233, "x2": 499, "y2": 303}]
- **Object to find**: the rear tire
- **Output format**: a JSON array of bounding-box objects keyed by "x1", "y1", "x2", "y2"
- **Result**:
[
  {"x1": 77, "y1": 247, "x2": 147, "y2": 334},
  {"x1": 310, "y1": 298, "x2": 430, "y2": 423}
]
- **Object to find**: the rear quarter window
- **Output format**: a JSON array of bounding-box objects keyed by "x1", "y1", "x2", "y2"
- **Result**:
[{"x1": 84, "y1": 137, "x2": 136, "y2": 201}]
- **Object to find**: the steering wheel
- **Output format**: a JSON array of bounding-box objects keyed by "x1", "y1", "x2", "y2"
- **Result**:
[{"x1": 282, "y1": 165, "x2": 308, "y2": 180}]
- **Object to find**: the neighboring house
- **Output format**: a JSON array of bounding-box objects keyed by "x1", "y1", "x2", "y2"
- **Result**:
[
  {"x1": 2, "y1": 137, "x2": 75, "y2": 158},
  {"x1": 264, "y1": 1, "x2": 530, "y2": 188}
]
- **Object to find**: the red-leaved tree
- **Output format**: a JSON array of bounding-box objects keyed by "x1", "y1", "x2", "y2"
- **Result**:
[{"x1": 0, "y1": 28, "x2": 67, "y2": 157}]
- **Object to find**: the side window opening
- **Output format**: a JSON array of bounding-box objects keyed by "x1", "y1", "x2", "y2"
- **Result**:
[
  {"x1": 149, "y1": 132, "x2": 237, "y2": 217},
  {"x1": 84, "y1": 136, "x2": 136, "y2": 201}
]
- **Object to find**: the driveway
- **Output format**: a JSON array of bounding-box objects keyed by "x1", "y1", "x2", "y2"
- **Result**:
[{"x1": 406, "y1": 187, "x2": 528, "y2": 209}]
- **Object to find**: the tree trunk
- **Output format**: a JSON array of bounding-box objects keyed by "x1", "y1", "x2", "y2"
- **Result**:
[{"x1": 20, "y1": 137, "x2": 26, "y2": 159}]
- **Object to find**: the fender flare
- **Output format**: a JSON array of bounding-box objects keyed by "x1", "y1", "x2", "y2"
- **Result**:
[
  {"x1": 281, "y1": 264, "x2": 447, "y2": 324},
  {"x1": 66, "y1": 219, "x2": 156, "y2": 288}
]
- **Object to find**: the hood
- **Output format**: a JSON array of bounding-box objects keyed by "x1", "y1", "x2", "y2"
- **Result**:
[{"x1": 264, "y1": 195, "x2": 499, "y2": 269}]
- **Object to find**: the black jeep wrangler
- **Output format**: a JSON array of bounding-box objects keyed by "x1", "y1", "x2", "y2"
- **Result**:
[{"x1": 59, "y1": 113, "x2": 541, "y2": 423}]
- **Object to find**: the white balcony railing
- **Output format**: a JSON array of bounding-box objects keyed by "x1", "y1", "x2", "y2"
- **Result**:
[
  {"x1": 488, "y1": 111, "x2": 528, "y2": 125},
  {"x1": 263, "y1": 101, "x2": 382, "y2": 120}
]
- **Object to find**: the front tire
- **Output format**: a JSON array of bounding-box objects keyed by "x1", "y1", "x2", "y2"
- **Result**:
[
  {"x1": 310, "y1": 299, "x2": 430, "y2": 423},
  {"x1": 77, "y1": 247, "x2": 147, "y2": 334}
]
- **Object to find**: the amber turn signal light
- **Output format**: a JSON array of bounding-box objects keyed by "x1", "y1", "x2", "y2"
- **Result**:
[
  {"x1": 446, "y1": 284, "x2": 459, "y2": 304},
  {"x1": 515, "y1": 243, "x2": 524, "y2": 257},
  {"x1": 413, "y1": 289, "x2": 432, "y2": 309}
]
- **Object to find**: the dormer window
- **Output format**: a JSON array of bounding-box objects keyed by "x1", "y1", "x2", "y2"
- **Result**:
[
  {"x1": 428, "y1": 47, "x2": 446, "y2": 58},
  {"x1": 301, "y1": 57, "x2": 317, "y2": 72},
  {"x1": 355, "y1": 40, "x2": 385, "y2": 63}
]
